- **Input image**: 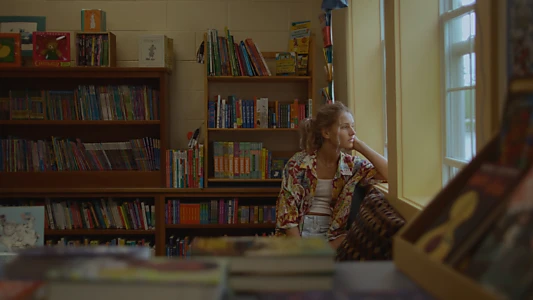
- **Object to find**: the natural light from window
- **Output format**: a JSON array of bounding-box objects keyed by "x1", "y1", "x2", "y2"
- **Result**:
[{"x1": 441, "y1": 0, "x2": 476, "y2": 183}]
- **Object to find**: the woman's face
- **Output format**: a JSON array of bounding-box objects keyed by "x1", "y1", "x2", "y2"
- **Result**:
[{"x1": 323, "y1": 111, "x2": 356, "y2": 150}]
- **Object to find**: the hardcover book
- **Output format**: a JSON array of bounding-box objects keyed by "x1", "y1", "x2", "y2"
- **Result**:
[
  {"x1": 0, "y1": 33, "x2": 21, "y2": 67},
  {"x1": 32, "y1": 31, "x2": 71, "y2": 67}
]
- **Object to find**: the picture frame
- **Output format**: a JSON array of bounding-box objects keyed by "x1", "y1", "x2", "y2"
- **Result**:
[
  {"x1": 0, "y1": 16, "x2": 46, "y2": 57},
  {"x1": 0, "y1": 33, "x2": 22, "y2": 67}
]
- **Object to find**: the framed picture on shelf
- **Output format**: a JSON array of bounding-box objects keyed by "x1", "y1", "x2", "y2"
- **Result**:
[
  {"x1": 0, "y1": 16, "x2": 46, "y2": 57},
  {"x1": 0, "y1": 33, "x2": 21, "y2": 67}
]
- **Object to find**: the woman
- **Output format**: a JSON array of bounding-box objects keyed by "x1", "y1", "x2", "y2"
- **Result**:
[{"x1": 275, "y1": 102, "x2": 388, "y2": 249}]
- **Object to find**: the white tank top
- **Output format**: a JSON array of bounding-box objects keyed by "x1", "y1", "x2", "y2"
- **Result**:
[{"x1": 308, "y1": 179, "x2": 333, "y2": 215}]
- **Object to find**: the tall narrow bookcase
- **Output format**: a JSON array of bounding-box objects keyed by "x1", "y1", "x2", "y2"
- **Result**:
[{"x1": 202, "y1": 33, "x2": 316, "y2": 189}]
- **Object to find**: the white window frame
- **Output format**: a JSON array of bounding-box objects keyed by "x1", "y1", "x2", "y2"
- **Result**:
[
  {"x1": 380, "y1": 0, "x2": 388, "y2": 159},
  {"x1": 440, "y1": 0, "x2": 477, "y2": 184}
]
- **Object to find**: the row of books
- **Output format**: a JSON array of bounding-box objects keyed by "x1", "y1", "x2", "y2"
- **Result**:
[
  {"x1": 206, "y1": 27, "x2": 272, "y2": 77},
  {"x1": 165, "y1": 199, "x2": 276, "y2": 225},
  {"x1": 76, "y1": 33, "x2": 111, "y2": 67},
  {"x1": 0, "y1": 137, "x2": 161, "y2": 172},
  {"x1": 165, "y1": 233, "x2": 275, "y2": 258},
  {"x1": 43, "y1": 198, "x2": 155, "y2": 231},
  {"x1": 166, "y1": 235, "x2": 191, "y2": 257},
  {"x1": 165, "y1": 145, "x2": 204, "y2": 188},
  {"x1": 208, "y1": 95, "x2": 312, "y2": 129},
  {"x1": 0, "y1": 85, "x2": 160, "y2": 121},
  {"x1": 212, "y1": 141, "x2": 286, "y2": 179},
  {"x1": 46, "y1": 237, "x2": 153, "y2": 248}
]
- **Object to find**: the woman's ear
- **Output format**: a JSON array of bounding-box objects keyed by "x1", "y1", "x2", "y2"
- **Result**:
[{"x1": 321, "y1": 127, "x2": 330, "y2": 140}]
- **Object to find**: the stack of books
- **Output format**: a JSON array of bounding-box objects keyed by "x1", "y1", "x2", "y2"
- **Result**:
[
  {"x1": 190, "y1": 236, "x2": 336, "y2": 294},
  {"x1": 0, "y1": 246, "x2": 228, "y2": 300}
]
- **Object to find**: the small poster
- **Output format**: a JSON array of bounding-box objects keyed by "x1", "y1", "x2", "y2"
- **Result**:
[{"x1": 0, "y1": 206, "x2": 45, "y2": 253}]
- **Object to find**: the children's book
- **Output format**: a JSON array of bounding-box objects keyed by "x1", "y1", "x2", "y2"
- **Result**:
[
  {"x1": 414, "y1": 163, "x2": 521, "y2": 265},
  {"x1": 191, "y1": 236, "x2": 335, "y2": 275},
  {"x1": 32, "y1": 32, "x2": 71, "y2": 67},
  {"x1": 460, "y1": 165, "x2": 533, "y2": 300},
  {"x1": 0, "y1": 206, "x2": 44, "y2": 253},
  {"x1": 0, "y1": 33, "x2": 22, "y2": 67}
]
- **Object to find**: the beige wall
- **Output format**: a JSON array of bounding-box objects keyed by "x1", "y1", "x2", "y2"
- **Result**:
[{"x1": 2, "y1": 0, "x2": 325, "y2": 148}]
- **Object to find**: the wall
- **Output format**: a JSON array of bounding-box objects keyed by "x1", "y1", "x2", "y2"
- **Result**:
[{"x1": 2, "y1": 0, "x2": 324, "y2": 148}]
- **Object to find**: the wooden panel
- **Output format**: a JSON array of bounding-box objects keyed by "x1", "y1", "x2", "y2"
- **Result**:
[{"x1": 0, "y1": 171, "x2": 161, "y2": 188}]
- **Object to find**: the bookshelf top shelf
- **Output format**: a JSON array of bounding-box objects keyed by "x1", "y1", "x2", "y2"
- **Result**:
[
  {"x1": 207, "y1": 76, "x2": 311, "y2": 82},
  {"x1": 0, "y1": 67, "x2": 171, "y2": 79},
  {"x1": 0, "y1": 120, "x2": 160, "y2": 126},
  {"x1": 0, "y1": 187, "x2": 281, "y2": 196}
]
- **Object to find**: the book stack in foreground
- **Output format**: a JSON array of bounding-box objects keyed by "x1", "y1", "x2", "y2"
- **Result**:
[
  {"x1": 190, "y1": 236, "x2": 336, "y2": 294},
  {"x1": 0, "y1": 246, "x2": 228, "y2": 300}
]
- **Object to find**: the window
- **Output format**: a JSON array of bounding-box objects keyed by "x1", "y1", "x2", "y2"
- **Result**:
[
  {"x1": 440, "y1": 0, "x2": 476, "y2": 184},
  {"x1": 380, "y1": 0, "x2": 388, "y2": 159}
]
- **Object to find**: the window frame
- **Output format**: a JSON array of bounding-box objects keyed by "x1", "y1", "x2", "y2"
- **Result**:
[
  {"x1": 439, "y1": 1, "x2": 477, "y2": 185},
  {"x1": 380, "y1": 0, "x2": 388, "y2": 159}
]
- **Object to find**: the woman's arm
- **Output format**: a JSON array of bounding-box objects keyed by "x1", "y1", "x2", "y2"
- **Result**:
[{"x1": 353, "y1": 139, "x2": 388, "y2": 181}]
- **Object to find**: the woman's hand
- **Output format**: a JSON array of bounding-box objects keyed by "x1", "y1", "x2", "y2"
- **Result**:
[
  {"x1": 352, "y1": 136, "x2": 364, "y2": 153},
  {"x1": 351, "y1": 137, "x2": 389, "y2": 181}
]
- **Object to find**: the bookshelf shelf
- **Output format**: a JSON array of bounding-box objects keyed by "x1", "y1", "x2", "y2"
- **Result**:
[
  {"x1": 45, "y1": 229, "x2": 156, "y2": 235},
  {"x1": 207, "y1": 128, "x2": 298, "y2": 132},
  {"x1": 166, "y1": 224, "x2": 274, "y2": 229},
  {"x1": 0, "y1": 171, "x2": 161, "y2": 189},
  {"x1": 207, "y1": 178, "x2": 282, "y2": 183},
  {"x1": 0, "y1": 187, "x2": 281, "y2": 196},
  {"x1": 0, "y1": 67, "x2": 171, "y2": 79},
  {"x1": 207, "y1": 76, "x2": 311, "y2": 82},
  {"x1": 0, "y1": 120, "x2": 161, "y2": 125}
]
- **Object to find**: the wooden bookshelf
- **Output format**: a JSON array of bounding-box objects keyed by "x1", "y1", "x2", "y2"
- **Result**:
[
  {"x1": 0, "y1": 67, "x2": 170, "y2": 189},
  {"x1": 0, "y1": 188, "x2": 280, "y2": 256},
  {"x1": 203, "y1": 32, "x2": 316, "y2": 189}
]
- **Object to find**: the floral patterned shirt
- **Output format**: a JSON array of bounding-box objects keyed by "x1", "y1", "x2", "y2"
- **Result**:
[{"x1": 275, "y1": 150, "x2": 384, "y2": 241}]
